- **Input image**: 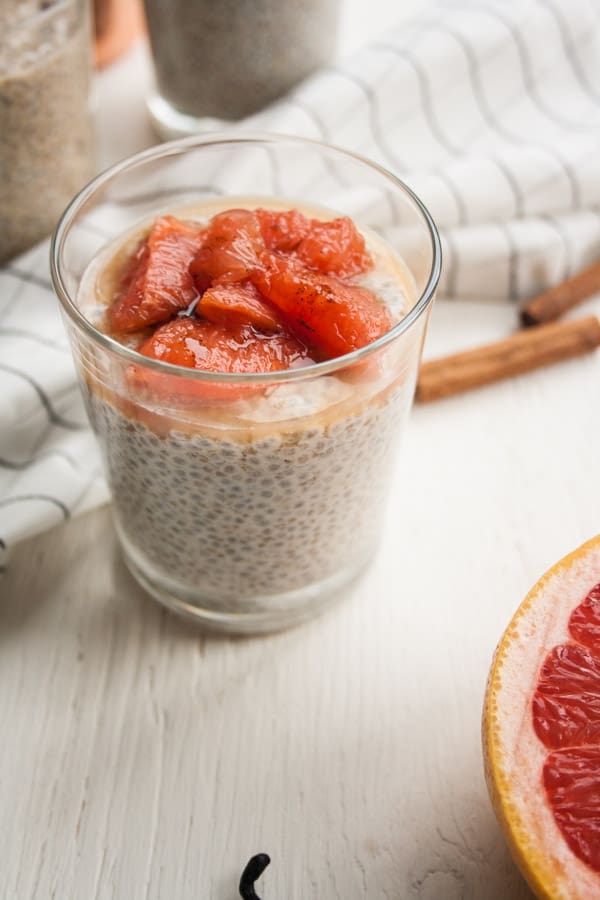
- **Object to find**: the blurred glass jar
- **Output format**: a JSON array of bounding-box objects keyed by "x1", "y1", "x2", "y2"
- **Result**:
[
  {"x1": 0, "y1": 0, "x2": 94, "y2": 265},
  {"x1": 143, "y1": 0, "x2": 340, "y2": 138}
]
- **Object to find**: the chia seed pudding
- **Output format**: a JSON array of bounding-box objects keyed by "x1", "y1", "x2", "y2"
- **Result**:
[
  {"x1": 143, "y1": 0, "x2": 339, "y2": 133},
  {"x1": 76, "y1": 199, "x2": 421, "y2": 629},
  {"x1": 0, "y1": 0, "x2": 93, "y2": 263}
]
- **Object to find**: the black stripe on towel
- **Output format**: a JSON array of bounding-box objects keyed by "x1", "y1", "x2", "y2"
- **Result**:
[
  {"x1": 0, "y1": 363, "x2": 86, "y2": 431},
  {"x1": 0, "y1": 494, "x2": 70, "y2": 520},
  {"x1": 0, "y1": 449, "x2": 82, "y2": 473}
]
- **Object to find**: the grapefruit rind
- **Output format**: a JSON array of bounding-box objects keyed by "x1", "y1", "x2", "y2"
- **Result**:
[{"x1": 483, "y1": 535, "x2": 600, "y2": 900}]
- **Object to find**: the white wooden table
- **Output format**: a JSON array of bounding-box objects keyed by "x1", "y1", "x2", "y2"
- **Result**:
[{"x1": 2, "y1": 8, "x2": 599, "y2": 898}]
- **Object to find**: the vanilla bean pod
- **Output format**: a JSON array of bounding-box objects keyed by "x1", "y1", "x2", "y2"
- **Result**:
[{"x1": 239, "y1": 853, "x2": 271, "y2": 899}]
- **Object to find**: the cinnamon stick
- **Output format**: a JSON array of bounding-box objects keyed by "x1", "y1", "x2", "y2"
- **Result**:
[
  {"x1": 520, "y1": 259, "x2": 600, "y2": 326},
  {"x1": 416, "y1": 316, "x2": 600, "y2": 403}
]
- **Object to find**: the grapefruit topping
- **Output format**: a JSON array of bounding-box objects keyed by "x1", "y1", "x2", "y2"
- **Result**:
[
  {"x1": 257, "y1": 208, "x2": 311, "y2": 252},
  {"x1": 107, "y1": 206, "x2": 391, "y2": 387},
  {"x1": 134, "y1": 315, "x2": 313, "y2": 400},
  {"x1": 190, "y1": 208, "x2": 389, "y2": 357},
  {"x1": 296, "y1": 216, "x2": 373, "y2": 278},
  {"x1": 197, "y1": 281, "x2": 282, "y2": 333},
  {"x1": 256, "y1": 208, "x2": 373, "y2": 276},
  {"x1": 532, "y1": 580, "x2": 600, "y2": 873},
  {"x1": 253, "y1": 255, "x2": 392, "y2": 358},
  {"x1": 109, "y1": 216, "x2": 204, "y2": 333},
  {"x1": 138, "y1": 315, "x2": 311, "y2": 374},
  {"x1": 190, "y1": 209, "x2": 263, "y2": 285}
]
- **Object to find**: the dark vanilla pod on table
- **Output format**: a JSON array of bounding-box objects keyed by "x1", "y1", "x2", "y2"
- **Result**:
[{"x1": 239, "y1": 854, "x2": 271, "y2": 900}]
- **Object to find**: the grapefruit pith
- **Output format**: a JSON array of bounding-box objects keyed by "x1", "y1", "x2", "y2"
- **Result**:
[{"x1": 483, "y1": 535, "x2": 600, "y2": 900}]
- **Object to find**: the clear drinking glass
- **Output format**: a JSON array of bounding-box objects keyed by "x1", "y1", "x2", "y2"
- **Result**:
[
  {"x1": 0, "y1": 0, "x2": 94, "y2": 263},
  {"x1": 143, "y1": 0, "x2": 340, "y2": 137},
  {"x1": 51, "y1": 134, "x2": 441, "y2": 634}
]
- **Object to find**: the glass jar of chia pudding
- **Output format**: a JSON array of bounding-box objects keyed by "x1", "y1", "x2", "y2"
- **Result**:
[
  {"x1": 0, "y1": 0, "x2": 94, "y2": 264},
  {"x1": 143, "y1": 0, "x2": 340, "y2": 138},
  {"x1": 51, "y1": 135, "x2": 441, "y2": 633}
]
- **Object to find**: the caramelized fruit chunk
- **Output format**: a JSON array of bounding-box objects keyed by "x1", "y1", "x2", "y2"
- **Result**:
[
  {"x1": 256, "y1": 208, "x2": 311, "y2": 252},
  {"x1": 252, "y1": 255, "x2": 392, "y2": 358},
  {"x1": 111, "y1": 207, "x2": 389, "y2": 383},
  {"x1": 191, "y1": 209, "x2": 388, "y2": 358},
  {"x1": 135, "y1": 315, "x2": 314, "y2": 399},
  {"x1": 190, "y1": 209, "x2": 263, "y2": 285},
  {"x1": 197, "y1": 281, "x2": 282, "y2": 333},
  {"x1": 296, "y1": 216, "x2": 373, "y2": 277},
  {"x1": 109, "y1": 216, "x2": 204, "y2": 333},
  {"x1": 139, "y1": 315, "x2": 312, "y2": 372},
  {"x1": 257, "y1": 209, "x2": 373, "y2": 276}
]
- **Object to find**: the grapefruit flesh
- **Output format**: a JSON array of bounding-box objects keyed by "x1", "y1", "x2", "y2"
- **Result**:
[
  {"x1": 138, "y1": 315, "x2": 311, "y2": 375},
  {"x1": 190, "y1": 209, "x2": 263, "y2": 285},
  {"x1": 108, "y1": 207, "x2": 389, "y2": 385},
  {"x1": 251, "y1": 254, "x2": 392, "y2": 358},
  {"x1": 483, "y1": 535, "x2": 600, "y2": 899},
  {"x1": 190, "y1": 208, "x2": 389, "y2": 358},
  {"x1": 197, "y1": 280, "x2": 283, "y2": 333},
  {"x1": 256, "y1": 207, "x2": 373, "y2": 277},
  {"x1": 135, "y1": 315, "x2": 313, "y2": 401},
  {"x1": 256, "y1": 208, "x2": 311, "y2": 252},
  {"x1": 109, "y1": 216, "x2": 204, "y2": 333},
  {"x1": 295, "y1": 215, "x2": 373, "y2": 278},
  {"x1": 543, "y1": 746, "x2": 600, "y2": 874}
]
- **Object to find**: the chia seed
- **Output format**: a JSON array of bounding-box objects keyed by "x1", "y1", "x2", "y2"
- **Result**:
[{"x1": 86, "y1": 383, "x2": 412, "y2": 609}]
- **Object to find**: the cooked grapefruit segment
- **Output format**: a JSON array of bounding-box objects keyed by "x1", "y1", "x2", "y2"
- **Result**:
[
  {"x1": 256, "y1": 208, "x2": 373, "y2": 276},
  {"x1": 109, "y1": 216, "x2": 204, "y2": 333},
  {"x1": 543, "y1": 746, "x2": 600, "y2": 874},
  {"x1": 134, "y1": 315, "x2": 314, "y2": 400},
  {"x1": 197, "y1": 281, "x2": 282, "y2": 333},
  {"x1": 189, "y1": 208, "x2": 388, "y2": 358},
  {"x1": 109, "y1": 207, "x2": 387, "y2": 375},
  {"x1": 191, "y1": 208, "x2": 263, "y2": 285},
  {"x1": 138, "y1": 315, "x2": 312, "y2": 375},
  {"x1": 138, "y1": 315, "x2": 311, "y2": 373},
  {"x1": 252, "y1": 255, "x2": 392, "y2": 357},
  {"x1": 296, "y1": 216, "x2": 373, "y2": 277},
  {"x1": 532, "y1": 642, "x2": 600, "y2": 750},
  {"x1": 256, "y1": 208, "x2": 311, "y2": 252}
]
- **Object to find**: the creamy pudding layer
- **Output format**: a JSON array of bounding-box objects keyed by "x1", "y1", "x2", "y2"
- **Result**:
[{"x1": 87, "y1": 382, "x2": 411, "y2": 607}]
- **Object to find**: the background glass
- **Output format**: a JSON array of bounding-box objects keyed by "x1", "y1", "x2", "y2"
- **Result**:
[
  {"x1": 143, "y1": 0, "x2": 340, "y2": 137},
  {"x1": 0, "y1": 0, "x2": 93, "y2": 263}
]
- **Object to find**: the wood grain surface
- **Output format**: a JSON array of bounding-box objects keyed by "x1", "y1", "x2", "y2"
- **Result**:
[
  {"x1": 2, "y1": 292, "x2": 599, "y2": 898},
  {"x1": 2, "y1": 9, "x2": 600, "y2": 896}
]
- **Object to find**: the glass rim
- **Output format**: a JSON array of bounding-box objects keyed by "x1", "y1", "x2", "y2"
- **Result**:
[{"x1": 50, "y1": 132, "x2": 442, "y2": 385}]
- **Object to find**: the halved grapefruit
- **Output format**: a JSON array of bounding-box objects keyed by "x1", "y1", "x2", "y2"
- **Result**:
[{"x1": 483, "y1": 535, "x2": 600, "y2": 899}]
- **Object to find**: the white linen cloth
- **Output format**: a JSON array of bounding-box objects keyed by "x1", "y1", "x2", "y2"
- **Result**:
[{"x1": 1, "y1": 0, "x2": 600, "y2": 565}]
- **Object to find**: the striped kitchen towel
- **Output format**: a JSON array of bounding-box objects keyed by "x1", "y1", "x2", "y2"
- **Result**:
[{"x1": 1, "y1": 0, "x2": 600, "y2": 561}]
